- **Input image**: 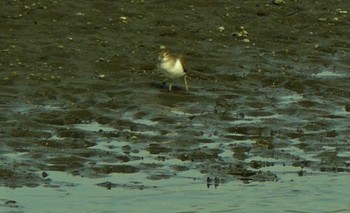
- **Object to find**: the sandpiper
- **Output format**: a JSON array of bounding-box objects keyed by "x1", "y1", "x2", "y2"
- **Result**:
[{"x1": 158, "y1": 47, "x2": 188, "y2": 91}]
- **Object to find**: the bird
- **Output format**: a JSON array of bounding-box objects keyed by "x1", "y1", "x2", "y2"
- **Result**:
[{"x1": 157, "y1": 46, "x2": 188, "y2": 91}]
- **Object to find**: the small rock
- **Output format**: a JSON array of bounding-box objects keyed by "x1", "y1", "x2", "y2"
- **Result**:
[
  {"x1": 217, "y1": 26, "x2": 225, "y2": 32},
  {"x1": 119, "y1": 16, "x2": 128, "y2": 23},
  {"x1": 318, "y1": 17, "x2": 327, "y2": 22},
  {"x1": 243, "y1": 38, "x2": 250, "y2": 43},
  {"x1": 345, "y1": 104, "x2": 350, "y2": 112},
  {"x1": 42, "y1": 171, "x2": 49, "y2": 178},
  {"x1": 273, "y1": 0, "x2": 285, "y2": 5}
]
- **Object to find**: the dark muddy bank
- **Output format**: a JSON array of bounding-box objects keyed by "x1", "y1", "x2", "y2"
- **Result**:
[{"x1": 0, "y1": 1, "x2": 349, "y2": 211}]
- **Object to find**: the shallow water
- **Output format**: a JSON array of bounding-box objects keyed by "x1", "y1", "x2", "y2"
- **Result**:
[
  {"x1": 2, "y1": 172, "x2": 350, "y2": 213},
  {"x1": 1, "y1": 0, "x2": 350, "y2": 212}
]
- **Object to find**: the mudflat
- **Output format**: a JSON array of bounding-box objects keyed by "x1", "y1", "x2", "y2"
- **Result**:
[{"x1": 1, "y1": 0, "x2": 349, "y2": 193}]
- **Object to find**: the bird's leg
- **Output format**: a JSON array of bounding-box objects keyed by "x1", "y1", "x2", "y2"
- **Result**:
[
  {"x1": 162, "y1": 79, "x2": 168, "y2": 90},
  {"x1": 183, "y1": 75, "x2": 188, "y2": 91},
  {"x1": 168, "y1": 82, "x2": 173, "y2": 91}
]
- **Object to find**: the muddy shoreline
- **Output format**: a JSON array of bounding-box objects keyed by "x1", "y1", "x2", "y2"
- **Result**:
[{"x1": 1, "y1": 0, "x2": 349, "y2": 192}]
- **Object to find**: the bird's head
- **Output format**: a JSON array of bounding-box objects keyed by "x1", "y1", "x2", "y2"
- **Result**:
[{"x1": 158, "y1": 48, "x2": 169, "y2": 61}]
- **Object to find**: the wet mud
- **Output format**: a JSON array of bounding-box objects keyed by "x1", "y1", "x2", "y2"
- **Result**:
[{"x1": 1, "y1": 0, "x2": 349, "y2": 207}]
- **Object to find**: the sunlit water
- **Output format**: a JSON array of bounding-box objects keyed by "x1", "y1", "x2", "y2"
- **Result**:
[{"x1": 2, "y1": 171, "x2": 350, "y2": 213}]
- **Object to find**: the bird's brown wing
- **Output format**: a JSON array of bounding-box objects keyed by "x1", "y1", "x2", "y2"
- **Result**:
[{"x1": 179, "y1": 55, "x2": 187, "y2": 73}]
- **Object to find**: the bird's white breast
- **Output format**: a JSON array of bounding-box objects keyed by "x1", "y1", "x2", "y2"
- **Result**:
[{"x1": 159, "y1": 58, "x2": 185, "y2": 78}]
